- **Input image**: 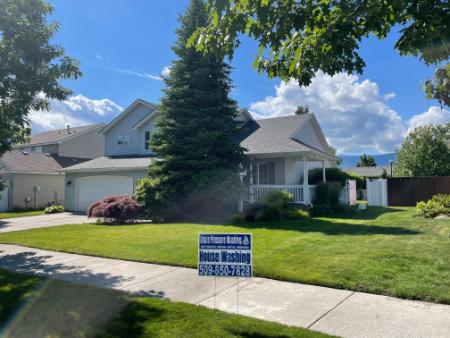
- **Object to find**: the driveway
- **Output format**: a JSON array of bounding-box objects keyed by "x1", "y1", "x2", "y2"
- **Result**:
[{"x1": 0, "y1": 213, "x2": 93, "y2": 233}]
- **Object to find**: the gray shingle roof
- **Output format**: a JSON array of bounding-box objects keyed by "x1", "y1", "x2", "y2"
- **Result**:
[
  {"x1": 236, "y1": 114, "x2": 313, "y2": 155},
  {"x1": 62, "y1": 156, "x2": 154, "y2": 172},
  {"x1": 15, "y1": 124, "x2": 104, "y2": 147},
  {"x1": 0, "y1": 150, "x2": 90, "y2": 173}
]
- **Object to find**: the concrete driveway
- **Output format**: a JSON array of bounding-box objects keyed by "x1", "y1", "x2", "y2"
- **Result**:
[{"x1": 0, "y1": 213, "x2": 93, "y2": 233}]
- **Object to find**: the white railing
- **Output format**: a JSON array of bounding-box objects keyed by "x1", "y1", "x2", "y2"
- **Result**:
[{"x1": 250, "y1": 184, "x2": 316, "y2": 204}]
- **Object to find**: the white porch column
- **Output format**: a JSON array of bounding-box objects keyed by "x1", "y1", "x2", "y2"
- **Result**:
[
  {"x1": 322, "y1": 160, "x2": 326, "y2": 182},
  {"x1": 249, "y1": 162, "x2": 254, "y2": 203},
  {"x1": 303, "y1": 157, "x2": 309, "y2": 203}
]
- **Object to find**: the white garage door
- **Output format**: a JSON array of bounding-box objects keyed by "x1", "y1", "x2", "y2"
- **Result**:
[{"x1": 77, "y1": 175, "x2": 134, "y2": 212}]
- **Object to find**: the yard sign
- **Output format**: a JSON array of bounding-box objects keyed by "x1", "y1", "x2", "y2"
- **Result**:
[{"x1": 198, "y1": 233, "x2": 252, "y2": 278}]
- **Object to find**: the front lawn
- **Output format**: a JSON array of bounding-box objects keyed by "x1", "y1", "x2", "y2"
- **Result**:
[
  {"x1": 0, "y1": 207, "x2": 449, "y2": 304},
  {"x1": 0, "y1": 209, "x2": 44, "y2": 219},
  {"x1": 0, "y1": 269, "x2": 330, "y2": 338}
]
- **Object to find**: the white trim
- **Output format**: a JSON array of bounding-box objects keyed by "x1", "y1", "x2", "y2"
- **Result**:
[
  {"x1": 101, "y1": 99, "x2": 157, "y2": 135},
  {"x1": 8, "y1": 171, "x2": 64, "y2": 175},
  {"x1": 132, "y1": 109, "x2": 159, "y2": 130},
  {"x1": 61, "y1": 166, "x2": 148, "y2": 173}
]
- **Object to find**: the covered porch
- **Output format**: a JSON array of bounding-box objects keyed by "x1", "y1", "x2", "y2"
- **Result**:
[{"x1": 245, "y1": 150, "x2": 335, "y2": 205}]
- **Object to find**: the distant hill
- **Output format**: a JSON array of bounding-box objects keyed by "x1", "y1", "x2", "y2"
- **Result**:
[{"x1": 339, "y1": 153, "x2": 396, "y2": 169}]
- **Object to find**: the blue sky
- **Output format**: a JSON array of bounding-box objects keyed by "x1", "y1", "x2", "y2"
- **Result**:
[{"x1": 31, "y1": 0, "x2": 449, "y2": 155}]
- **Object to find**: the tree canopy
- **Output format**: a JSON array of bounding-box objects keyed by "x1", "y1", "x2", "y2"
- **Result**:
[
  {"x1": 357, "y1": 154, "x2": 376, "y2": 167},
  {"x1": 135, "y1": 0, "x2": 244, "y2": 221},
  {"x1": 191, "y1": 0, "x2": 450, "y2": 107},
  {"x1": 395, "y1": 124, "x2": 450, "y2": 177},
  {"x1": 0, "y1": 0, "x2": 81, "y2": 154}
]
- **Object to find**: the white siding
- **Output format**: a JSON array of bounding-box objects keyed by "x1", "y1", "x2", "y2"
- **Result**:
[
  {"x1": 293, "y1": 121, "x2": 326, "y2": 152},
  {"x1": 105, "y1": 105, "x2": 156, "y2": 156}
]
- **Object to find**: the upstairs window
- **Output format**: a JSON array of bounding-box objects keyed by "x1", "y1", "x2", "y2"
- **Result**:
[
  {"x1": 145, "y1": 131, "x2": 151, "y2": 150},
  {"x1": 117, "y1": 135, "x2": 130, "y2": 145}
]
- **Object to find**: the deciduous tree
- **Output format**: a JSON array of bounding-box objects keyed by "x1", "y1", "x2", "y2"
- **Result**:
[
  {"x1": 192, "y1": 0, "x2": 450, "y2": 107},
  {"x1": 395, "y1": 124, "x2": 450, "y2": 176},
  {"x1": 0, "y1": 0, "x2": 81, "y2": 154}
]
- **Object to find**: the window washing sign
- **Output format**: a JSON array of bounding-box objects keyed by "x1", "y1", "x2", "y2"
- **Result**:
[{"x1": 198, "y1": 233, "x2": 252, "y2": 277}]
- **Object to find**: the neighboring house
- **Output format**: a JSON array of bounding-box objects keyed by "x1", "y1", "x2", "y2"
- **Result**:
[
  {"x1": 344, "y1": 166, "x2": 391, "y2": 178},
  {"x1": 0, "y1": 124, "x2": 104, "y2": 211},
  {"x1": 63, "y1": 99, "x2": 336, "y2": 212}
]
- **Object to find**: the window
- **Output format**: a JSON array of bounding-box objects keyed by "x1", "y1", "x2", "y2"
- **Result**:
[
  {"x1": 117, "y1": 135, "x2": 130, "y2": 145},
  {"x1": 145, "y1": 131, "x2": 151, "y2": 150},
  {"x1": 34, "y1": 146, "x2": 42, "y2": 153},
  {"x1": 254, "y1": 162, "x2": 275, "y2": 184}
]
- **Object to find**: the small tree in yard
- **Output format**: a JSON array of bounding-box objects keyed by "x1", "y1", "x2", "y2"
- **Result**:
[
  {"x1": 88, "y1": 195, "x2": 141, "y2": 224},
  {"x1": 135, "y1": 0, "x2": 244, "y2": 221},
  {"x1": 395, "y1": 124, "x2": 450, "y2": 177}
]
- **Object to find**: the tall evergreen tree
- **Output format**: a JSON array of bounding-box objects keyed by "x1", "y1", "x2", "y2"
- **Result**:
[{"x1": 136, "y1": 0, "x2": 244, "y2": 220}]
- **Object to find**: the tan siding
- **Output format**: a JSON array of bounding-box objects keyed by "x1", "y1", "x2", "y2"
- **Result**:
[
  {"x1": 12, "y1": 173, "x2": 65, "y2": 209},
  {"x1": 59, "y1": 127, "x2": 105, "y2": 159}
]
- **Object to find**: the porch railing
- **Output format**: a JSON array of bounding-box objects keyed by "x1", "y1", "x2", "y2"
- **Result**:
[{"x1": 250, "y1": 184, "x2": 317, "y2": 203}]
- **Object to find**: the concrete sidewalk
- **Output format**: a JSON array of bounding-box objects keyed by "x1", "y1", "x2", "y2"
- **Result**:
[{"x1": 0, "y1": 244, "x2": 449, "y2": 338}]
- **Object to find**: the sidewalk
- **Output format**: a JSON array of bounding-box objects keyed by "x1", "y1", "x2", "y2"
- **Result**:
[{"x1": 0, "y1": 244, "x2": 449, "y2": 338}]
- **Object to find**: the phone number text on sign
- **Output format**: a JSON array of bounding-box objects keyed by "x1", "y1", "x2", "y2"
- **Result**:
[{"x1": 198, "y1": 234, "x2": 252, "y2": 278}]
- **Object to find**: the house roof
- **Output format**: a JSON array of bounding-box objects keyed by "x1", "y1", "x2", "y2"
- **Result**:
[
  {"x1": 0, "y1": 150, "x2": 90, "y2": 173},
  {"x1": 14, "y1": 124, "x2": 104, "y2": 147},
  {"x1": 62, "y1": 156, "x2": 154, "y2": 173},
  {"x1": 344, "y1": 166, "x2": 390, "y2": 177},
  {"x1": 236, "y1": 114, "x2": 332, "y2": 157}
]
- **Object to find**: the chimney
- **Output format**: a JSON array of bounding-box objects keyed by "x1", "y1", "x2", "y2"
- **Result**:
[{"x1": 66, "y1": 124, "x2": 71, "y2": 134}]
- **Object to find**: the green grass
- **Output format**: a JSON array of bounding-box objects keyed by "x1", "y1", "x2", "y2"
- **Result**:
[
  {"x1": 0, "y1": 209, "x2": 44, "y2": 219},
  {"x1": 0, "y1": 207, "x2": 449, "y2": 304},
  {"x1": 0, "y1": 269, "x2": 331, "y2": 338}
]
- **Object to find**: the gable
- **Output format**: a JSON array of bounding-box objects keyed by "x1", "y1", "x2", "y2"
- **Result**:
[{"x1": 292, "y1": 117, "x2": 331, "y2": 155}]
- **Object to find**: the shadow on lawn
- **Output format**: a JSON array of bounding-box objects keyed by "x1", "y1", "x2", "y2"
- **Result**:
[{"x1": 235, "y1": 218, "x2": 421, "y2": 236}]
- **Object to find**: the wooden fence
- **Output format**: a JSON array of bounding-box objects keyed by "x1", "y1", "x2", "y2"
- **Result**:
[{"x1": 387, "y1": 177, "x2": 450, "y2": 206}]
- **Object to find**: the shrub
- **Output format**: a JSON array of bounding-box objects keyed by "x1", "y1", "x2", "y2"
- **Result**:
[
  {"x1": 308, "y1": 167, "x2": 365, "y2": 189},
  {"x1": 416, "y1": 194, "x2": 450, "y2": 218},
  {"x1": 312, "y1": 181, "x2": 343, "y2": 215},
  {"x1": 136, "y1": 169, "x2": 245, "y2": 222},
  {"x1": 284, "y1": 207, "x2": 310, "y2": 220},
  {"x1": 44, "y1": 205, "x2": 65, "y2": 214},
  {"x1": 88, "y1": 195, "x2": 142, "y2": 224},
  {"x1": 245, "y1": 190, "x2": 302, "y2": 221}
]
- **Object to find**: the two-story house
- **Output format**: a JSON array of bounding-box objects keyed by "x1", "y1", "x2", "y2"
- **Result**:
[
  {"x1": 63, "y1": 99, "x2": 336, "y2": 212},
  {"x1": 0, "y1": 124, "x2": 104, "y2": 211}
]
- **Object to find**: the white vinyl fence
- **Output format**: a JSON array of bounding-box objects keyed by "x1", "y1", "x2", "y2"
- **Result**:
[{"x1": 366, "y1": 178, "x2": 388, "y2": 207}]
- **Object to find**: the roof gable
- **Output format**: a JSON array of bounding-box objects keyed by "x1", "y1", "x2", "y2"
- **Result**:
[{"x1": 101, "y1": 99, "x2": 157, "y2": 135}]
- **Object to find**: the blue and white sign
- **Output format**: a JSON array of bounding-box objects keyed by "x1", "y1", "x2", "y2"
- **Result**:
[{"x1": 198, "y1": 233, "x2": 252, "y2": 277}]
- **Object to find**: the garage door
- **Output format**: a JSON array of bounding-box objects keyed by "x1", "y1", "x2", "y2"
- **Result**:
[{"x1": 77, "y1": 175, "x2": 134, "y2": 212}]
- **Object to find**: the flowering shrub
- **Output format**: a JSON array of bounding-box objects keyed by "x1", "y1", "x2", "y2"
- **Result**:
[
  {"x1": 88, "y1": 195, "x2": 141, "y2": 224},
  {"x1": 44, "y1": 205, "x2": 65, "y2": 214}
]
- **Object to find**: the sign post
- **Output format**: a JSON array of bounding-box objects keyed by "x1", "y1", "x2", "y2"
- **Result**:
[{"x1": 198, "y1": 233, "x2": 252, "y2": 313}]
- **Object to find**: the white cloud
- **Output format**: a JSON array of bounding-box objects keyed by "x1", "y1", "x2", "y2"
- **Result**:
[
  {"x1": 249, "y1": 72, "x2": 450, "y2": 154},
  {"x1": 407, "y1": 106, "x2": 450, "y2": 131},
  {"x1": 116, "y1": 68, "x2": 163, "y2": 81},
  {"x1": 161, "y1": 66, "x2": 171, "y2": 77},
  {"x1": 30, "y1": 94, "x2": 123, "y2": 132}
]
